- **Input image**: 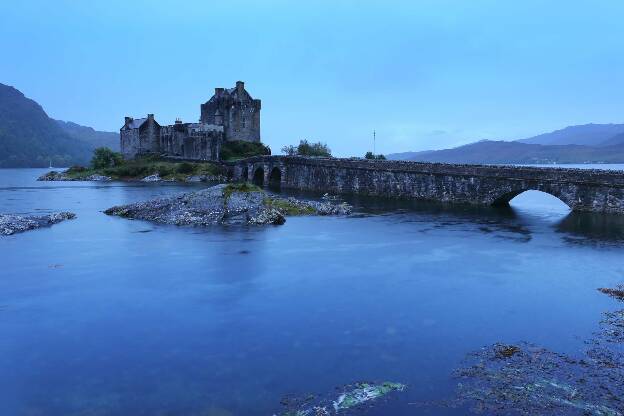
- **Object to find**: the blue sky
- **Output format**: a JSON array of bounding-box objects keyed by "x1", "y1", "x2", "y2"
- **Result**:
[{"x1": 2, "y1": 0, "x2": 624, "y2": 156}]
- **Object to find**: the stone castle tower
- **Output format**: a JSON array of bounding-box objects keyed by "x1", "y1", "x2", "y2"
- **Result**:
[{"x1": 200, "y1": 81, "x2": 261, "y2": 143}]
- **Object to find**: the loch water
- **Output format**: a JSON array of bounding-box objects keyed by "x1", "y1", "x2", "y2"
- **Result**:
[{"x1": 1, "y1": 167, "x2": 624, "y2": 416}]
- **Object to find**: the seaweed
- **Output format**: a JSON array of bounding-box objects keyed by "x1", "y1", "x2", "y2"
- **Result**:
[{"x1": 451, "y1": 286, "x2": 624, "y2": 415}]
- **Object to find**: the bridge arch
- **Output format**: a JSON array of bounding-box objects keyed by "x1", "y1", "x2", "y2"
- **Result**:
[
  {"x1": 240, "y1": 166, "x2": 248, "y2": 182},
  {"x1": 492, "y1": 188, "x2": 574, "y2": 210},
  {"x1": 268, "y1": 167, "x2": 282, "y2": 189},
  {"x1": 252, "y1": 166, "x2": 265, "y2": 186}
]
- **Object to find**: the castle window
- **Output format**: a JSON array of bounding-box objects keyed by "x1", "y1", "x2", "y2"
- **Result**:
[{"x1": 242, "y1": 117, "x2": 246, "y2": 128}]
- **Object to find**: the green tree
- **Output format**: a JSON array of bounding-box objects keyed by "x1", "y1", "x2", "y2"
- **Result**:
[
  {"x1": 365, "y1": 152, "x2": 386, "y2": 160},
  {"x1": 91, "y1": 147, "x2": 123, "y2": 169},
  {"x1": 281, "y1": 145, "x2": 298, "y2": 156},
  {"x1": 282, "y1": 140, "x2": 332, "y2": 157}
]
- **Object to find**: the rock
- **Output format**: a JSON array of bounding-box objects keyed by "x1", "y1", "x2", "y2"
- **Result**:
[
  {"x1": 38, "y1": 171, "x2": 70, "y2": 181},
  {"x1": 85, "y1": 174, "x2": 111, "y2": 181},
  {"x1": 0, "y1": 212, "x2": 76, "y2": 235},
  {"x1": 203, "y1": 174, "x2": 229, "y2": 182},
  {"x1": 185, "y1": 174, "x2": 229, "y2": 183},
  {"x1": 598, "y1": 286, "x2": 624, "y2": 301},
  {"x1": 104, "y1": 184, "x2": 350, "y2": 227},
  {"x1": 141, "y1": 174, "x2": 161, "y2": 182}
]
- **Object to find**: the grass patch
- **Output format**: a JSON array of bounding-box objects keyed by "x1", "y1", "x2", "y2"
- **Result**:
[
  {"x1": 264, "y1": 197, "x2": 317, "y2": 215},
  {"x1": 63, "y1": 165, "x2": 96, "y2": 179},
  {"x1": 223, "y1": 182, "x2": 262, "y2": 199}
]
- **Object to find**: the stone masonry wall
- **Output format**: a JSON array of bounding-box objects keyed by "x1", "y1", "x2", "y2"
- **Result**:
[
  {"x1": 120, "y1": 129, "x2": 140, "y2": 159},
  {"x1": 231, "y1": 156, "x2": 624, "y2": 214}
]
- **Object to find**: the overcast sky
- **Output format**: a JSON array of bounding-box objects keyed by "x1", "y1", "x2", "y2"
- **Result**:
[{"x1": 2, "y1": 0, "x2": 624, "y2": 156}]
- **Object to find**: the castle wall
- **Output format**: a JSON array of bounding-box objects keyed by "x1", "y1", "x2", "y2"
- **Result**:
[
  {"x1": 160, "y1": 123, "x2": 223, "y2": 161},
  {"x1": 120, "y1": 129, "x2": 140, "y2": 159}
]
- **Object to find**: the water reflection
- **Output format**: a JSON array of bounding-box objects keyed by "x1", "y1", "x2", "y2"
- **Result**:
[{"x1": 557, "y1": 211, "x2": 624, "y2": 247}]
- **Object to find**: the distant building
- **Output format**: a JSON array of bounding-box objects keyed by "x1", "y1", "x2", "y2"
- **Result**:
[{"x1": 120, "y1": 81, "x2": 261, "y2": 160}]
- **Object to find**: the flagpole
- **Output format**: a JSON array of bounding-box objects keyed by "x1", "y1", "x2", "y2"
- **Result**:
[{"x1": 373, "y1": 130, "x2": 376, "y2": 156}]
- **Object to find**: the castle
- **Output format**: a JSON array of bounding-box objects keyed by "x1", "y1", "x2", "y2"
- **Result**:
[{"x1": 120, "y1": 81, "x2": 261, "y2": 160}]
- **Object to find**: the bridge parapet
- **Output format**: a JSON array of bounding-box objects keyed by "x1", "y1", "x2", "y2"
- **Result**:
[{"x1": 226, "y1": 156, "x2": 624, "y2": 214}]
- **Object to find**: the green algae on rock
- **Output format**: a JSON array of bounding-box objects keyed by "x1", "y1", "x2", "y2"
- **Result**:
[{"x1": 333, "y1": 382, "x2": 406, "y2": 411}]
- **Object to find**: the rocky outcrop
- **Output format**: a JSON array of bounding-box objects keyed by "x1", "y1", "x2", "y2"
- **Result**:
[
  {"x1": 37, "y1": 171, "x2": 111, "y2": 181},
  {"x1": 104, "y1": 184, "x2": 351, "y2": 227},
  {"x1": 0, "y1": 212, "x2": 76, "y2": 235}
]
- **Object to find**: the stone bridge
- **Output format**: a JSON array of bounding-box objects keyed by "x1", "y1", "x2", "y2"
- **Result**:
[{"x1": 226, "y1": 156, "x2": 624, "y2": 214}]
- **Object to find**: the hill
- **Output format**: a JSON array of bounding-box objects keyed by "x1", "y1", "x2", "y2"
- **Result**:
[
  {"x1": 388, "y1": 123, "x2": 624, "y2": 164},
  {"x1": 517, "y1": 123, "x2": 624, "y2": 146},
  {"x1": 0, "y1": 83, "x2": 117, "y2": 168},
  {"x1": 387, "y1": 140, "x2": 624, "y2": 164},
  {"x1": 55, "y1": 120, "x2": 119, "y2": 151}
]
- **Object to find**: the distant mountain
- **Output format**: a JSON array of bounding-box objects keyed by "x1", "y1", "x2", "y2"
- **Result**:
[
  {"x1": 0, "y1": 83, "x2": 118, "y2": 167},
  {"x1": 388, "y1": 140, "x2": 624, "y2": 164},
  {"x1": 388, "y1": 123, "x2": 624, "y2": 164},
  {"x1": 600, "y1": 132, "x2": 624, "y2": 147},
  {"x1": 517, "y1": 123, "x2": 624, "y2": 146},
  {"x1": 54, "y1": 120, "x2": 119, "y2": 151}
]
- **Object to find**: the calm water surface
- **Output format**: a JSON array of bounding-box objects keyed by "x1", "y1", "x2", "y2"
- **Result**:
[{"x1": 1, "y1": 166, "x2": 624, "y2": 416}]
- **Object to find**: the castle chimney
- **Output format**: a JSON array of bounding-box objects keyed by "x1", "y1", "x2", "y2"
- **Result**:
[
  {"x1": 215, "y1": 87, "x2": 224, "y2": 95},
  {"x1": 124, "y1": 116, "x2": 133, "y2": 126},
  {"x1": 236, "y1": 81, "x2": 244, "y2": 93},
  {"x1": 147, "y1": 113, "x2": 154, "y2": 121}
]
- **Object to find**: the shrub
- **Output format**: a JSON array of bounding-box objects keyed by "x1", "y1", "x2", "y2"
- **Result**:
[
  {"x1": 91, "y1": 147, "x2": 123, "y2": 169},
  {"x1": 155, "y1": 164, "x2": 175, "y2": 177},
  {"x1": 281, "y1": 145, "x2": 297, "y2": 156},
  {"x1": 364, "y1": 152, "x2": 386, "y2": 160},
  {"x1": 220, "y1": 141, "x2": 271, "y2": 161},
  {"x1": 104, "y1": 164, "x2": 148, "y2": 178},
  {"x1": 176, "y1": 162, "x2": 195, "y2": 174},
  {"x1": 281, "y1": 140, "x2": 331, "y2": 157}
]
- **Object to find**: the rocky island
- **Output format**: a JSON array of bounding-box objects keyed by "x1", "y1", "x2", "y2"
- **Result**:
[
  {"x1": 104, "y1": 183, "x2": 351, "y2": 226},
  {"x1": 0, "y1": 212, "x2": 76, "y2": 236}
]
